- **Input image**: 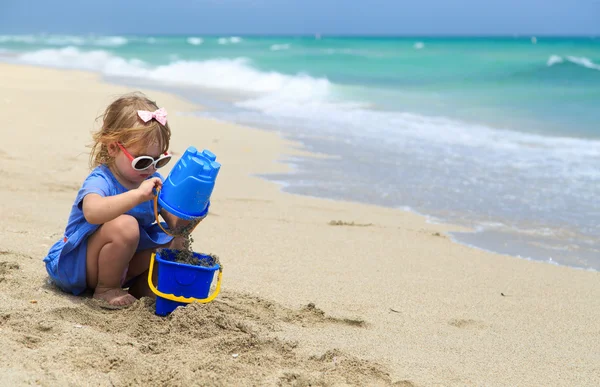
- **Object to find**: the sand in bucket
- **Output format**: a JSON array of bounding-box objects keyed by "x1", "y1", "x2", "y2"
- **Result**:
[{"x1": 167, "y1": 219, "x2": 222, "y2": 269}]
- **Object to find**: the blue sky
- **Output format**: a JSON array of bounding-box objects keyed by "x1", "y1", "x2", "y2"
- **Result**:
[{"x1": 1, "y1": 0, "x2": 598, "y2": 36}]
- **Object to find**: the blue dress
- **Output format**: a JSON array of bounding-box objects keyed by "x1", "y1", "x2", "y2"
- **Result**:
[{"x1": 43, "y1": 164, "x2": 173, "y2": 295}]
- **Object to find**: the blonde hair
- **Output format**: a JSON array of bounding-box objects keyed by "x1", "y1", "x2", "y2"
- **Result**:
[{"x1": 89, "y1": 92, "x2": 171, "y2": 168}]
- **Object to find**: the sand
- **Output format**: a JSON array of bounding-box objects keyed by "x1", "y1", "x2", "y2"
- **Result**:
[{"x1": 0, "y1": 63, "x2": 599, "y2": 386}]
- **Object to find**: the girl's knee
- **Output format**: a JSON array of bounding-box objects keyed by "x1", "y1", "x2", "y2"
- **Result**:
[{"x1": 109, "y1": 215, "x2": 140, "y2": 245}]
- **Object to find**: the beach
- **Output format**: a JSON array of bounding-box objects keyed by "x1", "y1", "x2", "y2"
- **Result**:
[{"x1": 0, "y1": 63, "x2": 599, "y2": 386}]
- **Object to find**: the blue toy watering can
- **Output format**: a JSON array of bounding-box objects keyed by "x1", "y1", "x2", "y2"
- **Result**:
[{"x1": 158, "y1": 146, "x2": 221, "y2": 220}]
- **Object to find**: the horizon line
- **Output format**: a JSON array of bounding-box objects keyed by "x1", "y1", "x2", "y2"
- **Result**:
[{"x1": 0, "y1": 32, "x2": 597, "y2": 39}]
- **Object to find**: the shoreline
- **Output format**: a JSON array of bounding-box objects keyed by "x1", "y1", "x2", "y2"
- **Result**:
[{"x1": 1, "y1": 63, "x2": 599, "y2": 386}]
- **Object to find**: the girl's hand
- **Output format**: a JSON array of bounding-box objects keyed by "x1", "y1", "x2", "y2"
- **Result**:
[{"x1": 136, "y1": 177, "x2": 162, "y2": 203}]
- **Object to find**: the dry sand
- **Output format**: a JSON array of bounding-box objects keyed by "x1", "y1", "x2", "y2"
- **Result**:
[{"x1": 0, "y1": 63, "x2": 599, "y2": 386}]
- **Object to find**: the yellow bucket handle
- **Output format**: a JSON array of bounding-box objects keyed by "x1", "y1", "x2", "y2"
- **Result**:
[{"x1": 148, "y1": 252, "x2": 222, "y2": 304}]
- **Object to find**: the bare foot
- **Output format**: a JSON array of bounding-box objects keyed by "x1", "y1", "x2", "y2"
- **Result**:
[{"x1": 93, "y1": 287, "x2": 136, "y2": 306}]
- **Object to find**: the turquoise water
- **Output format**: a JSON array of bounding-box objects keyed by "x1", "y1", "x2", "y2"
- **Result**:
[
  {"x1": 1, "y1": 34, "x2": 599, "y2": 269},
  {"x1": 1, "y1": 35, "x2": 598, "y2": 135}
]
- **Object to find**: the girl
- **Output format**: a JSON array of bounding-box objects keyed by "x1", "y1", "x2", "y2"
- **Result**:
[{"x1": 43, "y1": 92, "x2": 195, "y2": 307}]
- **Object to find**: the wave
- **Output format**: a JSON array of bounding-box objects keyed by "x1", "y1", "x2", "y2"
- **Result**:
[
  {"x1": 240, "y1": 93, "x2": 600, "y2": 159},
  {"x1": 321, "y1": 48, "x2": 386, "y2": 59},
  {"x1": 270, "y1": 44, "x2": 291, "y2": 51},
  {"x1": 237, "y1": 94, "x2": 600, "y2": 182},
  {"x1": 218, "y1": 36, "x2": 242, "y2": 45},
  {"x1": 546, "y1": 55, "x2": 600, "y2": 71},
  {"x1": 187, "y1": 37, "x2": 204, "y2": 46},
  {"x1": 0, "y1": 34, "x2": 128, "y2": 47},
  {"x1": 565, "y1": 56, "x2": 600, "y2": 71},
  {"x1": 10, "y1": 46, "x2": 330, "y2": 96},
  {"x1": 546, "y1": 55, "x2": 563, "y2": 66}
]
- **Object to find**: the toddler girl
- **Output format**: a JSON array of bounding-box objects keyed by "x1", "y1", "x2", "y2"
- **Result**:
[{"x1": 43, "y1": 92, "x2": 195, "y2": 306}]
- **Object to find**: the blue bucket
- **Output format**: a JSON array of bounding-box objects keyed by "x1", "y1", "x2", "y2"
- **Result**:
[
  {"x1": 158, "y1": 147, "x2": 221, "y2": 220},
  {"x1": 148, "y1": 249, "x2": 222, "y2": 316}
]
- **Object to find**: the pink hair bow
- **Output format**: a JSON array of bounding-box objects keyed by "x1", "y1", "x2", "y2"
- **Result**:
[{"x1": 137, "y1": 108, "x2": 168, "y2": 125}]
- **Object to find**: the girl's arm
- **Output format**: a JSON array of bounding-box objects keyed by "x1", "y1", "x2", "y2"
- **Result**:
[{"x1": 82, "y1": 177, "x2": 161, "y2": 225}]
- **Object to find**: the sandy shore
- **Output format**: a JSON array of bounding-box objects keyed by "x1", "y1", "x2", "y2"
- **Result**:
[{"x1": 0, "y1": 63, "x2": 598, "y2": 386}]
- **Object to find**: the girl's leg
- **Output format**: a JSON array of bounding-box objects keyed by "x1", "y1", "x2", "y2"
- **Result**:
[
  {"x1": 125, "y1": 236, "x2": 187, "y2": 299},
  {"x1": 86, "y1": 215, "x2": 140, "y2": 306},
  {"x1": 125, "y1": 248, "x2": 160, "y2": 299}
]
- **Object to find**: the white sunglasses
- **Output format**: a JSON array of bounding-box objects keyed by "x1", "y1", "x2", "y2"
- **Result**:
[{"x1": 117, "y1": 142, "x2": 172, "y2": 171}]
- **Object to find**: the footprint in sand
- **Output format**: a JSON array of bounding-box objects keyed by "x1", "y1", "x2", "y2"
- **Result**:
[
  {"x1": 295, "y1": 302, "x2": 367, "y2": 328},
  {"x1": 0, "y1": 250, "x2": 32, "y2": 259},
  {"x1": 328, "y1": 220, "x2": 373, "y2": 227},
  {"x1": 416, "y1": 229, "x2": 447, "y2": 238},
  {"x1": 18, "y1": 334, "x2": 43, "y2": 349},
  {"x1": 395, "y1": 381, "x2": 419, "y2": 387},
  {"x1": 448, "y1": 318, "x2": 487, "y2": 329},
  {"x1": 0, "y1": 261, "x2": 20, "y2": 283}
]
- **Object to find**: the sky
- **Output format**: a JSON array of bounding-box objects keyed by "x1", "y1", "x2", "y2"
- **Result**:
[{"x1": 0, "y1": 0, "x2": 599, "y2": 36}]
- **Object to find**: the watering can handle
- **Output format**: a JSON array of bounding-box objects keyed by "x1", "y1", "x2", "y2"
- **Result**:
[{"x1": 147, "y1": 252, "x2": 223, "y2": 304}]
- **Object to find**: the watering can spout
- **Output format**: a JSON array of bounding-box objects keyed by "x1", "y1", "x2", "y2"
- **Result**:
[{"x1": 157, "y1": 146, "x2": 221, "y2": 220}]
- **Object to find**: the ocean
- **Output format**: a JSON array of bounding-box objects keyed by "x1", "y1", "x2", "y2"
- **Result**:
[{"x1": 1, "y1": 34, "x2": 598, "y2": 270}]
